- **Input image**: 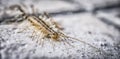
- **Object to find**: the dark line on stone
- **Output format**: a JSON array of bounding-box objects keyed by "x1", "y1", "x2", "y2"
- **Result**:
[
  {"x1": 99, "y1": 17, "x2": 120, "y2": 32},
  {"x1": 92, "y1": 3, "x2": 120, "y2": 14}
]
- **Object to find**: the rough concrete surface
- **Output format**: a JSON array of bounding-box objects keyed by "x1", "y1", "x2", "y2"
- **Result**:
[{"x1": 0, "y1": 0, "x2": 120, "y2": 59}]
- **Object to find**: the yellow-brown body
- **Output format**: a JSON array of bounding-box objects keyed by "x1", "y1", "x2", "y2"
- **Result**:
[{"x1": 27, "y1": 16, "x2": 60, "y2": 41}]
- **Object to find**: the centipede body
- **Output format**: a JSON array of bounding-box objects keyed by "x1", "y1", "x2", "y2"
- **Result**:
[{"x1": 9, "y1": 5, "x2": 108, "y2": 55}]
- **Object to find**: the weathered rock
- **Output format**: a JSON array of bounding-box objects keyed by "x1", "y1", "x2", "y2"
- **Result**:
[{"x1": 0, "y1": 0, "x2": 120, "y2": 59}]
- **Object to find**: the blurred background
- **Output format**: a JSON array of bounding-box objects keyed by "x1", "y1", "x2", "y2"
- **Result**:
[{"x1": 0, "y1": 0, "x2": 120, "y2": 20}]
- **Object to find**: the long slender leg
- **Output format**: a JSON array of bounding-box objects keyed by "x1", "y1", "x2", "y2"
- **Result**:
[
  {"x1": 60, "y1": 34, "x2": 74, "y2": 48},
  {"x1": 38, "y1": 38, "x2": 42, "y2": 46},
  {"x1": 38, "y1": 33, "x2": 45, "y2": 47},
  {"x1": 31, "y1": 30, "x2": 36, "y2": 41},
  {"x1": 64, "y1": 37, "x2": 75, "y2": 48},
  {"x1": 41, "y1": 38, "x2": 45, "y2": 47},
  {"x1": 49, "y1": 39, "x2": 55, "y2": 51},
  {"x1": 9, "y1": 15, "x2": 23, "y2": 22},
  {"x1": 9, "y1": 5, "x2": 26, "y2": 22},
  {"x1": 64, "y1": 35, "x2": 108, "y2": 54},
  {"x1": 60, "y1": 32, "x2": 99, "y2": 48},
  {"x1": 60, "y1": 37, "x2": 69, "y2": 50},
  {"x1": 43, "y1": 12, "x2": 50, "y2": 18},
  {"x1": 66, "y1": 36, "x2": 98, "y2": 49},
  {"x1": 38, "y1": 33, "x2": 43, "y2": 45},
  {"x1": 30, "y1": 4, "x2": 36, "y2": 14},
  {"x1": 65, "y1": 36, "x2": 75, "y2": 43},
  {"x1": 36, "y1": 32, "x2": 41, "y2": 43},
  {"x1": 17, "y1": 25, "x2": 30, "y2": 33}
]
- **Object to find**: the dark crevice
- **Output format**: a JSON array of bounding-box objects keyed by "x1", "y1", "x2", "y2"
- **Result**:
[
  {"x1": 0, "y1": 2, "x2": 120, "y2": 25},
  {"x1": 62, "y1": 0, "x2": 80, "y2": 6},
  {"x1": 1, "y1": 5, "x2": 120, "y2": 24},
  {"x1": 92, "y1": 3, "x2": 120, "y2": 14},
  {"x1": 49, "y1": 8, "x2": 86, "y2": 16},
  {"x1": 0, "y1": 8, "x2": 86, "y2": 24},
  {"x1": 98, "y1": 17, "x2": 120, "y2": 32}
]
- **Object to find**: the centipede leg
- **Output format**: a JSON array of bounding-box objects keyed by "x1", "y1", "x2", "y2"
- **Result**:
[
  {"x1": 67, "y1": 36, "x2": 97, "y2": 49},
  {"x1": 65, "y1": 38, "x2": 74, "y2": 48},
  {"x1": 38, "y1": 38, "x2": 42, "y2": 45},
  {"x1": 64, "y1": 35, "x2": 108, "y2": 54},
  {"x1": 17, "y1": 25, "x2": 30, "y2": 33},
  {"x1": 31, "y1": 30, "x2": 36, "y2": 41},
  {"x1": 49, "y1": 39, "x2": 55, "y2": 51},
  {"x1": 60, "y1": 34, "x2": 74, "y2": 48},
  {"x1": 36, "y1": 32, "x2": 41, "y2": 44},
  {"x1": 41, "y1": 38, "x2": 45, "y2": 47},
  {"x1": 30, "y1": 4, "x2": 38, "y2": 15},
  {"x1": 38, "y1": 33, "x2": 43, "y2": 46},
  {"x1": 60, "y1": 37, "x2": 69, "y2": 50},
  {"x1": 62, "y1": 37, "x2": 75, "y2": 48}
]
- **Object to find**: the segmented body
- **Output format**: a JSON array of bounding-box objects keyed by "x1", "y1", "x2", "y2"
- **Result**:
[
  {"x1": 26, "y1": 15, "x2": 60, "y2": 41},
  {"x1": 9, "y1": 5, "x2": 60, "y2": 41}
]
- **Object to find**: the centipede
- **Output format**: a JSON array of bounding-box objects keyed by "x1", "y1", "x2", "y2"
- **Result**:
[{"x1": 9, "y1": 5, "x2": 107, "y2": 54}]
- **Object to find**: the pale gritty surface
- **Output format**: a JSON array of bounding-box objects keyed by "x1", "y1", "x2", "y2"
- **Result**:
[{"x1": 0, "y1": 0, "x2": 120, "y2": 59}]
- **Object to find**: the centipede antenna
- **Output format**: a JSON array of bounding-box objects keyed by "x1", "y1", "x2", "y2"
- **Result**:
[
  {"x1": 64, "y1": 35, "x2": 108, "y2": 54},
  {"x1": 10, "y1": 5, "x2": 25, "y2": 14},
  {"x1": 67, "y1": 35, "x2": 97, "y2": 49}
]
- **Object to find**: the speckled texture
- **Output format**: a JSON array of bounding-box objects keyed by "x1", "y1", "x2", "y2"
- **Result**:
[{"x1": 0, "y1": 0, "x2": 120, "y2": 59}]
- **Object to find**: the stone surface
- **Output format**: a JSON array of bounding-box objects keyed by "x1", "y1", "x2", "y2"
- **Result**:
[{"x1": 0, "y1": 0, "x2": 120, "y2": 59}]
